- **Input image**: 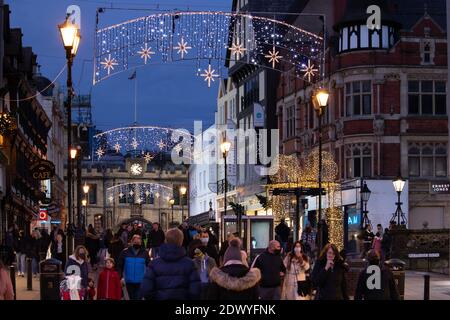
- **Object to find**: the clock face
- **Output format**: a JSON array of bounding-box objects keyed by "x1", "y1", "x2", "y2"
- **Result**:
[{"x1": 130, "y1": 163, "x2": 143, "y2": 175}]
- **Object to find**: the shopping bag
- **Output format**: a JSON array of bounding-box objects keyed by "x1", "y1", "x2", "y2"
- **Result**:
[{"x1": 122, "y1": 280, "x2": 130, "y2": 300}]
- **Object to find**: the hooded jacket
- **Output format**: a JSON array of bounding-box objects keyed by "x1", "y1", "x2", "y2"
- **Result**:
[
  {"x1": 139, "y1": 243, "x2": 201, "y2": 300},
  {"x1": 97, "y1": 267, "x2": 122, "y2": 300},
  {"x1": 208, "y1": 264, "x2": 261, "y2": 300},
  {"x1": 65, "y1": 255, "x2": 89, "y2": 288}
]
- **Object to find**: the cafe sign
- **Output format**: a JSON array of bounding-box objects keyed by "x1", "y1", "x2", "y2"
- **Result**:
[
  {"x1": 30, "y1": 160, "x2": 55, "y2": 180},
  {"x1": 429, "y1": 181, "x2": 450, "y2": 194}
]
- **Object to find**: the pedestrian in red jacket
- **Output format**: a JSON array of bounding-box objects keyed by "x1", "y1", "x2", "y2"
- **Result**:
[{"x1": 97, "y1": 258, "x2": 122, "y2": 300}]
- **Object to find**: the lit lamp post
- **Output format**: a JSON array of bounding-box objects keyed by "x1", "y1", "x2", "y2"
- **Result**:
[
  {"x1": 180, "y1": 186, "x2": 187, "y2": 221},
  {"x1": 169, "y1": 198, "x2": 175, "y2": 224},
  {"x1": 313, "y1": 88, "x2": 329, "y2": 252},
  {"x1": 360, "y1": 182, "x2": 372, "y2": 228},
  {"x1": 81, "y1": 199, "x2": 87, "y2": 228},
  {"x1": 391, "y1": 174, "x2": 407, "y2": 226},
  {"x1": 220, "y1": 140, "x2": 231, "y2": 234},
  {"x1": 83, "y1": 183, "x2": 89, "y2": 228},
  {"x1": 59, "y1": 16, "x2": 80, "y2": 253}
]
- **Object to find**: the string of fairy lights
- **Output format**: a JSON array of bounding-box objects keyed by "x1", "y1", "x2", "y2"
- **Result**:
[
  {"x1": 106, "y1": 182, "x2": 173, "y2": 205},
  {"x1": 93, "y1": 11, "x2": 324, "y2": 86},
  {"x1": 268, "y1": 153, "x2": 344, "y2": 250},
  {"x1": 93, "y1": 125, "x2": 193, "y2": 161}
]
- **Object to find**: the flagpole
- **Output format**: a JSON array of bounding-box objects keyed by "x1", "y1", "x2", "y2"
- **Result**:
[{"x1": 134, "y1": 68, "x2": 137, "y2": 125}]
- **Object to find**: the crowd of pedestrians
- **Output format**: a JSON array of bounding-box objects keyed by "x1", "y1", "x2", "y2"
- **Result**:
[{"x1": 0, "y1": 219, "x2": 400, "y2": 301}]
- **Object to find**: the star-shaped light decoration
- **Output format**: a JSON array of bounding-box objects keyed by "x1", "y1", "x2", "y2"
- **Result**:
[
  {"x1": 136, "y1": 198, "x2": 143, "y2": 204},
  {"x1": 174, "y1": 37, "x2": 192, "y2": 59},
  {"x1": 200, "y1": 64, "x2": 219, "y2": 88},
  {"x1": 119, "y1": 192, "x2": 124, "y2": 198},
  {"x1": 100, "y1": 54, "x2": 118, "y2": 75},
  {"x1": 173, "y1": 144, "x2": 183, "y2": 154},
  {"x1": 229, "y1": 41, "x2": 246, "y2": 60},
  {"x1": 129, "y1": 190, "x2": 134, "y2": 197},
  {"x1": 143, "y1": 152, "x2": 154, "y2": 164},
  {"x1": 264, "y1": 46, "x2": 283, "y2": 68},
  {"x1": 157, "y1": 139, "x2": 166, "y2": 150},
  {"x1": 108, "y1": 195, "x2": 114, "y2": 203},
  {"x1": 131, "y1": 138, "x2": 139, "y2": 150},
  {"x1": 300, "y1": 59, "x2": 319, "y2": 83},
  {"x1": 96, "y1": 147, "x2": 105, "y2": 159},
  {"x1": 137, "y1": 43, "x2": 155, "y2": 64},
  {"x1": 113, "y1": 142, "x2": 121, "y2": 153}
]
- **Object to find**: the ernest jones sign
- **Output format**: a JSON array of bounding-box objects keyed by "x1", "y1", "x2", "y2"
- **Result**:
[
  {"x1": 30, "y1": 160, "x2": 55, "y2": 180},
  {"x1": 429, "y1": 182, "x2": 450, "y2": 194}
]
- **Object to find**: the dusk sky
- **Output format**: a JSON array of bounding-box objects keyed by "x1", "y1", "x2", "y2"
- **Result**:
[{"x1": 7, "y1": 0, "x2": 232, "y2": 131}]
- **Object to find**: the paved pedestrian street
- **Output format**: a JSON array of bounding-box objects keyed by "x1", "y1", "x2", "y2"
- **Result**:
[{"x1": 12, "y1": 271, "x2": 450, "y2": 300}]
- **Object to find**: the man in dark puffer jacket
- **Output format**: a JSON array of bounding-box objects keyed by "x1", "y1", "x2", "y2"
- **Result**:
[{"x1": 139, "y1": 228, "x2": 200, "y2": 300}]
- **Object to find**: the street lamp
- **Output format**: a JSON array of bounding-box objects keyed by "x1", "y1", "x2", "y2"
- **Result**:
[
  {"x1": 169, "y1": 198, "x2": 175, "y2": 224},
  {"x1": 313, "y1": 88, "x2": 329, "y2": 252},
  {"x1": 81, "y1": 198, "x2": 87, "y2": 228},
  {"x1": 360, "y1": 182, "x2": 372, "y2": 228},
  {"x1": 180, "y1": 186, "x2": 187, "y2": 221},
  {"x1": 220, "y1": 140, "x2": 231, "y2": 236},
  {"x1": 59, "y1": 16, "x2": 80, "y2": 253},
  {"x1": 391, "y1": 174, "x2": 407, "y2": 226},
  {"x1": 83, "y1": 183, "x2": 90, "y2": 195}
]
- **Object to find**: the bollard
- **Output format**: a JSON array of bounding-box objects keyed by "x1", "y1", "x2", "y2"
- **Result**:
[
  {"x1": 9, "y1": 265, "x2": 17, "y2": 300},
  {"x1": 26, "y1": 258, "x2": 32, "y2": 291},
  {"x1": 424, "y1": 274, "x2": 430, "y2": 300}
]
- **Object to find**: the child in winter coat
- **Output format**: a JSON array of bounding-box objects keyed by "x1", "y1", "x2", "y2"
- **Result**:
[
  {"x1": 97, "y1": 258, "x2": 122, "y2": 300},
  {"x1": 87, "y1": 278, "x2": 96, "y2": 300}
]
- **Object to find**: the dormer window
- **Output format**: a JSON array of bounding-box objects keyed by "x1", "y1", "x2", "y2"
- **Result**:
[
  {"x1": 421, "y1": 40, "x2": 435, "y2": 65},
  {"x1": 338, "y1": 24, "x2": 397, "y2": 53}
]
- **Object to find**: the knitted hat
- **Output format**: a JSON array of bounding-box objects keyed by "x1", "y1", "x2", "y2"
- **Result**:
[{"x1": 223, "y1": 238, "x2": 242, "y2": 264}]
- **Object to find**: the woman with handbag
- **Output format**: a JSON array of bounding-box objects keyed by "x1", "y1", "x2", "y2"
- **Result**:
[{"x1": 281, "y1": 241, "x2": 311, "y2": 300}]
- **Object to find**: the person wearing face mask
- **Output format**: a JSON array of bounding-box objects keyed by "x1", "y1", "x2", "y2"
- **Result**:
[
  {"x1": 251, "y1": 240, "x2": 286, "y2": 300},
  {"x1": 117, "y1": 235, "x2": 150, "y2": 300},
  {"x1": 281, "y1": 241, "x2": 311, "y2": 300},
  {"x1": 199, "y1": 230, "x2": 219, "y2": 266},
  {"x1": 65, "y1": 245, "x2": 90, "y2": 290}
]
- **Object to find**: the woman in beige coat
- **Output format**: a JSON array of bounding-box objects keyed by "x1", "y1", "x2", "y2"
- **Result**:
[{"x1": 281, "y1": 241, "x2": 311, "y2": 300}]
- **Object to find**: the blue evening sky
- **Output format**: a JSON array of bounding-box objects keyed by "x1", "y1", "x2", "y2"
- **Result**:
[{"x1": 6, "y1": 0, "x2": 232, "y2": 132}]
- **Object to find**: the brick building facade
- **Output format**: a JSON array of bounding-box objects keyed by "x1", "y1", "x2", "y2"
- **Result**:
[{"x1": 277, "y1": 0, "x2": 448, "y2": 247}]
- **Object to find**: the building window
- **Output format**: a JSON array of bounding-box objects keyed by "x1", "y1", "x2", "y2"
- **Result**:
[
  {"x1": 345, "y1": 143, "x2": 372, "y2": 178},
  {"x1": 408, "y1": 80, "x2": 446, "y2": 115},
  {"x1": 285, "y1": 105, "x2": 295, "y2": 138},
  {"x1": 146, "y1": 192, "x2": 155, "y2": 205},
  {"x1": 345, "y1": 81, "x2": 371, "y2": 116},
  {"x1": 243, "y1": 75, "x2": 259, "y2": 110},
  {"x1": 88, "y1": 184, "x2": 97, "y2": 205},
  {"x1": 408, "y1": 142, "x2": 447, "y2": 178}
]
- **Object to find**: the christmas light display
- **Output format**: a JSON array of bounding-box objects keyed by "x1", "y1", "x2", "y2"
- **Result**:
[
  {"x1": 107, "y1": 182, "x2": 173, "y2": 205},
  {"x1": 267, "y1": 152, "x2": 343, "y2": 249},
  {"x1": 93, "y1": 11, "x2": 323, "y2": 85},
  {"x1": 93, "y1": 125, "x2": 193, "y2": 161}
]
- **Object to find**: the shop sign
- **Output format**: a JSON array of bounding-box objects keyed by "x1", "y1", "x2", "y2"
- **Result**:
[
  {"x1": 429, "y1": 182, "x2": 450, "y2": 194},
  {"x1": 30, "y1": 160, "x2": 55, "y2": 180}
]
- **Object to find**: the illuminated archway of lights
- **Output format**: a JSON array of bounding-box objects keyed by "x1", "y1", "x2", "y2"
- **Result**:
[
  {"x1": 94, "y1": 11, "x2": 324, "y2": 86},
  {"x1": 107, "y1": 182, "x2": 174, "y2": 205},
  {"x1": 93, "y1": 125, "x2": 193, "y2": 162}
]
